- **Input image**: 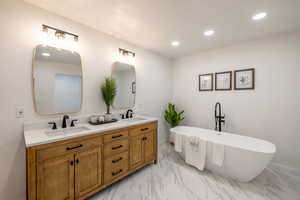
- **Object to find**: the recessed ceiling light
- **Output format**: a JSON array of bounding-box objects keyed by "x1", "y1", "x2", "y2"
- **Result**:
[
  {"x1": 204, "y1": 30, "x2": 215, "y2": 36},
  {"x1": 252, "y1": 12, "x2": 267, "y2": 21},
  {"x1": 171, "y1": 41, "x2": 180, "y2": 47},
  {"x1": 42, "y1": 52, "x2": 50, "y2": 57}
]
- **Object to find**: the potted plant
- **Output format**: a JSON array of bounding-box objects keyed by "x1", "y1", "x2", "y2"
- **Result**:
[
  {"x1": 101, "y1": 77, "x2": 117, "y2": 121},
  {"x1": 164, "y1": 103, "x2": 185, "y2": 128},
  {"x1": 164, "y1": 103, "x2": 184, "y2": 143}
]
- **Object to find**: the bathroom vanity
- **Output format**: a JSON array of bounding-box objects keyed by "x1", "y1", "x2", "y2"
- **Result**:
[
  {"x1": 25, "y1": 118, "x2": 157, "y2": 200},
  {"x1": 27, "y1": 44, "x2": 153, "y2": 199}
]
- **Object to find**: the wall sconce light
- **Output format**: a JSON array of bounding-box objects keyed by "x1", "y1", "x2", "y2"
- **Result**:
[
  {"x1": 41, "y1": 24, "x2": 79, "y2": 52},
  {"x1": 55, "y1": 31, "x2": 66, "y2": 40},
  {"x1": 118, "y1": 48, "x2": 136, "y2": 65},
  {"x1": 42, "y1": 25, "x2": 48, "y2": 33}
]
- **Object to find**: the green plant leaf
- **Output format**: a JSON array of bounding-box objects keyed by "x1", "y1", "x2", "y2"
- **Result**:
[
  {"x1": 101, "y1": 77, "x2": 117, "y2": 114},
  {"x1": 164, "y1": 103, "x2": 184, "y2": 128}
]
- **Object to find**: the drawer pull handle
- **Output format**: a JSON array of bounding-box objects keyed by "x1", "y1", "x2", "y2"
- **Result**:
[
  {"x1": 66, "y1": 144, "x2": 83, "y2": 151},
  {"x1": 112, "y1": 169, "x2": 123, "y2": 176},
  {"x1": 112, "y1": 157, "x2": 123, "y2": 163},
  {"x1": 142, "y1": 137, "x2": 147, "y2": 141},
  {"x1": 112, "y1": 145, "x2": 123, "y2": 150},
  {"x1": 141, "y1": 128, "x2": 149, "y2": 131},
  {"x1": 112, "y1": 134, "x2": 123, "y2": 139}
]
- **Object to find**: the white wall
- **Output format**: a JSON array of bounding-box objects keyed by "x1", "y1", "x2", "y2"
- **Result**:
[
  {"x1": 0, "y1": 0, "x2": 172, "y2": 199},
  {"x1": 172, "y1": 32, "x2": 300, "y2": 171}
]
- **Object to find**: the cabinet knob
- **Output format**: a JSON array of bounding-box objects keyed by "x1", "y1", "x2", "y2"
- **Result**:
[
  {"x1": 76, "y1": 159, "x2": 79, "y2": 164},
  {"x1": 70, "y1": 161, "x2": 74, "y2": 166}
]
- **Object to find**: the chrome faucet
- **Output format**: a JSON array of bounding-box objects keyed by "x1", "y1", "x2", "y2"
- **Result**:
[
  {"x1": 215, "y1": 102, "x2": 225, "y2": 132},
  {"x1": 62, "y1": 115, "x2": 70, "y2": 128}
]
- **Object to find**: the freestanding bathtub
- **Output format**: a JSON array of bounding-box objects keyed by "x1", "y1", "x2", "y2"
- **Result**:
[{"x1": 170, "y1": 126, "x2": 276, "y2": 182}]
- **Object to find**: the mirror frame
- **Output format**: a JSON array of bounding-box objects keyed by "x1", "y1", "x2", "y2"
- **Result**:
[
  {"x1": 111, "y1": 62, "x2": 136, "y2": 110},
  {"x1": 32, "y1": 44, "x2": 83, "y2": 116}
]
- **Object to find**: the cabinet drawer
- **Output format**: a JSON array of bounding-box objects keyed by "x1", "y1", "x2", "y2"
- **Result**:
[
  {"x1": 103, "y1": 139, "x2": 129, "y2": 157},
  {"x1": 129, "y1": 123, "x2": 157, "y2": 137},
  {"x1": 103, "y1": 131, "x2": 128, "y2": 143},
  {"x1": 104, "y1": 158, "x2": 129, "y2": 183},
  {"x1": 104, "y1": 151, "x2": 128, "y2": 172},
  {"x1": 37, "y1": 137, "x2": 103, "y2": 162}
]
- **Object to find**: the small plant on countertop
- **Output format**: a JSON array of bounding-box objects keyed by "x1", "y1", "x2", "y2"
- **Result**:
[
  {"x1": 101, "y1": 77, "x2": 117, "y2": 114},
  {"x1": 164, "y1": 103, "x2": 184, "y2": 128}
]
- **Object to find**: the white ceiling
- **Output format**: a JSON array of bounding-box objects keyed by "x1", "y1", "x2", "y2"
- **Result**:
[{"x1": 25, "y1": 0, "x2": 300, "y2": 58}]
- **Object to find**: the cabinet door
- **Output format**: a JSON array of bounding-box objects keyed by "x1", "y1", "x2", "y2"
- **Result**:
[
  {"x1": 37, "y1": 154, "x2": 75, "y2": 200},
  {"x1": 130, "y1": 135, "x2": 144, "y2": 168},
  {"x1": 75, "y1": 146, "x2": 102, "y2": 199},
  {"x1": 144, "y1": 131, "x2": 155, "y2": 163}
]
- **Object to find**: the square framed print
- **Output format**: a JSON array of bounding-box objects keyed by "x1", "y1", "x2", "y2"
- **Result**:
[
  {"x1": 234, "y1": 68, "x2": 255, "y2": 90},
  {"x1": 199, "y1": 73, "x2": 213, "y2": 91},
  {"x1": 215, "y1": 71, "x2": 232, "y2": 91}
]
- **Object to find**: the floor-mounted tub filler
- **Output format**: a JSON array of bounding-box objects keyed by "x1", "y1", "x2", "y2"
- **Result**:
[{"x1": 170, "y1": 126, "x2": 276, "y2": 182}]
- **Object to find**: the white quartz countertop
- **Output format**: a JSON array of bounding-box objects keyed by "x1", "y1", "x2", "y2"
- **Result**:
[{"x1": 24, "y1": 115, "x2": 158, "y2": 148}]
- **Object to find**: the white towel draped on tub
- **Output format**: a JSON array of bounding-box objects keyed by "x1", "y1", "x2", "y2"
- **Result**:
[
  {"x1": 174, "y1": 132, "x2": 184, "y2": 152},
  {"x1": 212, "y1": 143, "x2": 225, "y2": 167},
  {"x1": 185, "y1": 136, "x2": 207, "y2": 171}
]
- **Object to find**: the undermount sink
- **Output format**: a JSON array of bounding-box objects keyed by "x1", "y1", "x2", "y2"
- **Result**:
[
  {"x1": 122, "y1": 117, "x2": 147, "y2": 122},
  {"x1": 45, "y1": 126, "x2": 90, "y2": 137}
]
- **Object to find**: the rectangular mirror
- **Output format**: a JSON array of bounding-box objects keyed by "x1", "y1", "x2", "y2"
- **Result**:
[
  {"x1": 111, "y1": 62, "x2": 136, "y2": 110},
  {"x1": 33, "y1": 45, "x2": 82, "y2": 115}
]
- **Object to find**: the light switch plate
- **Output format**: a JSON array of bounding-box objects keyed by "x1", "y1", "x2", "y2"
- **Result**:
[{"x1": 16, "y1": 107, "x2": 24, "y2": 118}]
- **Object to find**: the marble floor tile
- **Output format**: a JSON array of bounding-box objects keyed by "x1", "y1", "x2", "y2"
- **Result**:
[{"x1": 89, "y1": 144, "x2": 300, "y2": 200}]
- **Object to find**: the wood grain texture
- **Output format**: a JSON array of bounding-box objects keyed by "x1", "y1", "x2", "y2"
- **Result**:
[
  {"x1": 37, "y1": 137, "x2": 102, "y2": 162},
  {"x1": 130, "y1": 135, "x2": 144, "y2": 169},
  {"x1": 104, "y1": 151, "x2": 129, "y2": 171},
  {"x1": 75, "y1": 146, "x2": 102, "y2": 199},
  {"x1": 144, "y1": 131, "x2": 155, "y2": 163},
  {"x1": 27, "y1": 147, "x2": 37, "y2": 200},
  {"x1": 37, "y1": 154, "x2": 75, "y2": 200},
  {"x1": 103, "y1": 131, "x2": 128, "y2": 143},
  {"x1": 103, "y1": 139, "x2": 129, "y2": 157},
  {"x1": 130, "y1": 123, "x2": 157, "y2": 137},
  {"x1": 26, "y1": 121, "x2": 158, "y2": 200},
  {"x1": 104, "y1": 156, "x2": 129, "y2": 183}
]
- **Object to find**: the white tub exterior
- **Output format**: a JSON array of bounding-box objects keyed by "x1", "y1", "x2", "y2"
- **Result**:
[{"x1": 170, "y1": 126, "x2": 276, "y2": 182}]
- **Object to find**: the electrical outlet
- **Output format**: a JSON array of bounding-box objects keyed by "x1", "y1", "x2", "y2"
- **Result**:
[{"x1": 16, "y1": 107, "x2": 24, "y2": 118}]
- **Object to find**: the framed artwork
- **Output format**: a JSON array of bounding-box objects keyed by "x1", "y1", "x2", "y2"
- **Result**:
[
  {"x1": 234, "y1": 68, "x2": 255, "y2": 90},
  {"x1": 132, "y1": 81, "x2": 136, "y2": 94},
  {"x1": 215, "y1": 71, "x2": 232, "y2": 90},
  {"x1": 199, "y1": 73, "x2": 213, "y2": 91}
]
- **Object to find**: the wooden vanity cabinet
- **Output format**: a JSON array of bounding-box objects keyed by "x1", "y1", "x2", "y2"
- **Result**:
[
  {"x1": 129, "y1": 123, "x2": 157, "y2": 169},
  {"x1": 36, "y1": 154, "x2": 75, "y2": 200},
  {"x1": 34, "y1": 136, "x2": 103, "y2": 200},
  {"x1": 27, "y1": 121, "x2": 157, "y2": 200},
  {"x1": 74, "y1": 147, "x2": 102, "y2": 199}
]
